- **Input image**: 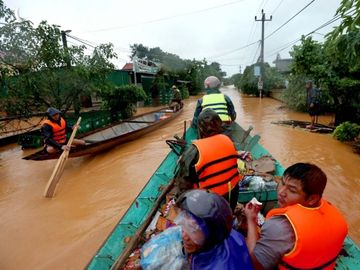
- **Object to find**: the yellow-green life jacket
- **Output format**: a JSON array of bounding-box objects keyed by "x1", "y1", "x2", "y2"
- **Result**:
[{"x1": 202, "y1": 93, "x2": 231, "y2": 121}]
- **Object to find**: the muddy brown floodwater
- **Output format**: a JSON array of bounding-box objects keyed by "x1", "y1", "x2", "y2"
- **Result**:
[{"x1": 0, "y1": 86, "x2": 359, "y2": 269}]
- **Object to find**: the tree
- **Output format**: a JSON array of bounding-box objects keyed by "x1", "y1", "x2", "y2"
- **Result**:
[
  {"x1": 97, "y1": 84, "x2": 147, "y2": 120},
  {"x1": 238, "y1": 63, "x2": 284, "y2": 96},
  {"x1": 0, "y1": 1, "x2": 117, "y2": 117}
]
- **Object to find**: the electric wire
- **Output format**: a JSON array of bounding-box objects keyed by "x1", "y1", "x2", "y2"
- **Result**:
[
  {"x1": 89, "y1": 0, "x2": 246, "y2": 33},
  {"x1": 271, "y1": 0, "x2": 285, "y2": 15},
  {"x1": 266, "y1": 7, "x2": 356, "y2": 58},
  {"x1": 265, "y1": 0, "x2": 316, "y2": 40}
]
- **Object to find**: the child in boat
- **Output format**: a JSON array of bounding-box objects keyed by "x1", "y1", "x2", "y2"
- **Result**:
[{"x1": 140, "y1": 189, "x2": 253, "y2": 270}]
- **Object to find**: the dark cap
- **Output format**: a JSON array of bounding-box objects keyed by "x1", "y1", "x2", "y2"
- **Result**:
[
  {"x1": 198, "y1": 109, "x2": 222, "y2": 138},
  {"x1": 46, "y1": 107, "x2": 61, "y2": 116}
]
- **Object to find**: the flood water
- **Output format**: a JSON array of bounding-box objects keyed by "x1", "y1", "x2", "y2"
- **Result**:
[{"x1": 0, "y1": 86, "x2": 359, "y2": 269}]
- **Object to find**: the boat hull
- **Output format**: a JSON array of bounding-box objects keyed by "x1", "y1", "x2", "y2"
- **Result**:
[
  {"x1": 23, "y1": 108, "x2": 182, "y2": 161},
  {"x1": 86, "y1": 123, "x2": 360, "y2": 270}
]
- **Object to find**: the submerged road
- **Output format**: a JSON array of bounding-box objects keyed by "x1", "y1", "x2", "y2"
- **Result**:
[{"x1": 0, "y1": 85, "x2": 359, "y2": 269}]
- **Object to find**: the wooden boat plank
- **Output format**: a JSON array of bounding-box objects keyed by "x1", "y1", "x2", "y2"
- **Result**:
[{"x1": 272, "y1": 120, "x2": 335, "y2": 134}]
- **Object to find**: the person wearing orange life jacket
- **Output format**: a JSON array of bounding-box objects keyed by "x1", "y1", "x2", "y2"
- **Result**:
[
  {"x1": 191, "y1": 76, "x2": 236, "y2": 129},
  {"x1": 174, "y1": 108, "x2": 242, "y2": 210},
  {"x1": 244, "y1": 163, "x2": 348, "y2": 270},
  {"x1": 41, "y1": 107, "x2": 85, "y2": 153}
]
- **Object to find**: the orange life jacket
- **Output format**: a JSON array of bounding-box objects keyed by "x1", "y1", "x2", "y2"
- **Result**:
[
  {"x1": 42, "y1": 118, "x2": 67, "y2": 144},
  {"x1": 192, "y1": 134, "x2": 241, "y2": 196},
  {"x1": 266, "y1": 199, "x2": 348, "y2": 270}
]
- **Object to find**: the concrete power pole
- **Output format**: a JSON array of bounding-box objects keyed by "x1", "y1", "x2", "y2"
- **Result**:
[
  {"x1": 255, "y1": 10, "x2": 272, "y2": 98},
  {"x1": 61, "y1": 30, "x2": 72, "y2": 67}
]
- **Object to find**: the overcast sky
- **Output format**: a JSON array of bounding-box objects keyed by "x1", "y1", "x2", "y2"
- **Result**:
[{"x1": 5, "y1": 0, "x2": 342, "y2": 77}]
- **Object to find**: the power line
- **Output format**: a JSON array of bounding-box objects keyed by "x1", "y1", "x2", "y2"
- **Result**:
[
  {"x1": 67, "y1": 34, "x2": 97, "y2": 48},
  {"x1": 266, "y1": 8, "x2": 356, "y2": 58},
  {"x1": 270, "y1": 0, "x2": 285, "y2": 15},
  {"x1": 207, "y1": 40, "x2": 259, "y2": 60},
  {"x1": 251, "y1": 41, "x2": 262, "y2": 63},
  {"x1": 265, "y1": 0, "x2": 316, "y2": 40},
  {"x1": 66, "y1": 34, "x2": 129, "y2": 62},
  {"x1": 220, "y1": 8, "x2": 354, "y2": 71},
  {"x1": 89, "y1": 0, "x2": 246, "y2": 33}
]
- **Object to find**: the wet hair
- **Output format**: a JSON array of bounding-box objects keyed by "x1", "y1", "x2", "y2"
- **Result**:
[
  {"x1": 204, "y1": 76, "x2": 221, "y2": 89},
  {"x1": 197, "y1": 109, "x2": 222, "y2": 138},
  {"x1": 283, "y1": 163, "x2": 327, "y2": 197}
]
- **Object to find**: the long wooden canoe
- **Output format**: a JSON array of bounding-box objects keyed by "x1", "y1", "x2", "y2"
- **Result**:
[
  {"x1": 23, "y1": 108, "x2": 183, "y2": 161},
  {"x1": 86, "y1": 122, "x2": 360, "y2": 270}
]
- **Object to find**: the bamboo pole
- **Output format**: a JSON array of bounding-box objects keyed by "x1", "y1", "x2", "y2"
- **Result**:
[{"x1": 44, "y1": 117, "x2": 81, "y2": 198}]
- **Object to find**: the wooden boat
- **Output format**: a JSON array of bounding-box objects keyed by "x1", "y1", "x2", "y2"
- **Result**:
[
  {"x1": 86, "y1": 122, "x2": 360, "y2": 270},
  {"x1": 23, "y1": 108, "x2": 183, "y2": 161},
  {"x1": 272, "y1": 119, "x2": 335, "y2": 133}
]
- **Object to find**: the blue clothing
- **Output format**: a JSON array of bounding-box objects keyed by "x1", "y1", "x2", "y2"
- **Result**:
[
  {"x1": 191, "y1": 229, "x2": 253, "y2": 270},
  {"x1": 307, "y1": 87, "x2": 320, "y2": 106},
  {"x1": 307, "y1": 87, "x2": 321, "y2": 116},
  {"x1": 192, "y1": 89, "x2": 236, "y2": 128}
]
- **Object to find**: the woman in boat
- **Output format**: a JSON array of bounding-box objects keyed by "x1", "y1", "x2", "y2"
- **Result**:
[
  {"x1": 41, "y1": 107, "x2": 85, "y2": 153},
  {"x1": 176, "y1": 189, "x2": 253, "y2": 269},
  {"x1": 244, "y1": 163, "x2": 348, "y2": 270},
  {"x1": 141, "y1": 189, "x2": 253, "y2": 270},
  {"x1": 174, "y1": 108, "x2": 241, "y2": 210}
]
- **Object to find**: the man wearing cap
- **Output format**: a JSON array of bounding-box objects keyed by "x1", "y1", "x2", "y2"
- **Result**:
[
  {"x1": 305, "y1": 80, "x2": 321, "y2": 129},
  {"x1": 192, "y1": 76, "x2": 236, "y2": 129},
  {"x1": 169, "y1": 85, "x2": 183, "y2": 112},
  {"x1": 174, "y1": 108, "x2": 241, "y2": 210},
  {"x1": 41, "y1": 107, "x2": 85, "y2": 153}
]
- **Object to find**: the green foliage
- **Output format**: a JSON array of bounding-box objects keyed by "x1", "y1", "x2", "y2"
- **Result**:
[
  {"x1": 238, "y1": 63, "x2": 284, "y2": 95},
  {"x1": 333, "y1": 121, "x2": 360, "y2": 141},
  {"x1": 231, "y1": 73, "x2": 242, "y2": 89},
  {"x1": 239, "y1": 65, "x2": 258, "y2": 95},
  {"x1": 265, "y1": 67, "x2": 286, "y2": 89},
  {"x1": 0, "y1": 2, "x2": 117, "y2": 117},
  {"x1": 180, "y1": 85, "x2": 189, "y2": 99},
  {"x1": 129, "y1": 44, "x2": 227, "y2": 95},
  {"x1": 282, "y1": 75, "x2": 308, "y2": 111},
  {"x1": 290, "y1": 36, "x2": 325, "y2": 78},
  {"x1": 98, "y1": 85, "x2": 147, "y2": 119}
]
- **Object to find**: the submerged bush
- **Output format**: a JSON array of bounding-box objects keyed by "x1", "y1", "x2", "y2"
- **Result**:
[{"x1": 332, "y1": 122, "x2": 360, "y2": 141}]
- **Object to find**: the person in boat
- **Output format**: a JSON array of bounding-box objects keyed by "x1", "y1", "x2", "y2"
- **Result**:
[
  {"x1": 169, "y1": 85, "x2": 183, "y2": 112},
  {"x1": 140, "y1": 190, "x2": 253, "y2": 269},
  {"x1": 41, "y1": 107, "x2": 85, "y2": 153},
  {"x1": 174, "y1": 108, "x2": 241, "y2": 210},
  {"x1": 244, "y1": 162, "x2": 348, "y2": 270},
  {"x1": 176, "y1": 189, "x2": 253, "y2": 269},
  {"x1": 305, "y1": 80, "x2": 321, "y2": 129},
  {"x1": 191, "y1": 76, "x2": 236, "y2": 130}
]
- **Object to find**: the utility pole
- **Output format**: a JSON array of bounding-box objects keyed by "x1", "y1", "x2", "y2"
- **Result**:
[
  {"x1": 255, "y1": 10, "x2": 272, "y2": 98},
  {"x1": 133, "y1": 55, "x2": 137, "y2": 85},
  {"x1": 61, "y1": 30, "x2": 71, "y2": 67}
]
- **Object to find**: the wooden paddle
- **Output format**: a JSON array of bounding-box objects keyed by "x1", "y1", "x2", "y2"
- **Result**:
[{"x1": 44, "y1": 117, "x2": 82, "y2": 198}]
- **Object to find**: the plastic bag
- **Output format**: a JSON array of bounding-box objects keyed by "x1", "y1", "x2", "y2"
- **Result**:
[{"x1": 140, "y1": 226, "x2": 187, "y2": 270}]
